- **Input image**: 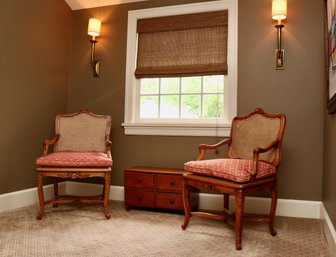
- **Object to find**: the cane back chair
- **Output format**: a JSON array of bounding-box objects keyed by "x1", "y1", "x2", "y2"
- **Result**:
[
  {"x1": 35, "y1": 109, "x2": 112, "y2": 220},
  {"x1": 181, "y1": 108, "x2": 286, "y2": 250}
]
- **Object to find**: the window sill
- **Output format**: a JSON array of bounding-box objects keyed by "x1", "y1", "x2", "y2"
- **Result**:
[{"x1": 122, "y1": 123, "x2": 231, "y2": 137}]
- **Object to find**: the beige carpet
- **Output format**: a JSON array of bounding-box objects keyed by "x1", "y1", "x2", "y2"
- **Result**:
[{"x1": 0, "y1": 201, "x2": 333, "y2": 257}]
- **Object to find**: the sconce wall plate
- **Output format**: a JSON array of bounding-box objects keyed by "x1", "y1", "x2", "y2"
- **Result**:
[
  {"x1": 275, "y1": 49, "x2": 284, "y2": 70},
  {"x1": 93, "y1": 60, "x2": 100, "y2": 77}
]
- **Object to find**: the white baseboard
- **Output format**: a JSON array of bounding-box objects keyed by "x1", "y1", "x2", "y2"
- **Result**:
[
  {"x1": 320, "y1": 203, "x2": 336, "y2": 248},
  {"x1": 0, "y1": 182, "x2": 66, "y2": 213},
  {"x1": 0, "y1": 181, "x2": 335, "y2": 248},
  {"x1": 65, "y1": 181, "x2": 124, "y2": 201},
  {"x1": 198, "y1": 193, "x2": 322, "y2": 218},
  {"x1": 0, "y1": 182, "x2": 324, "y2": 218}
]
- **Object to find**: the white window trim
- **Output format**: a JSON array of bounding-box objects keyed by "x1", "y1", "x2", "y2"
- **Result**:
[{"x1": 122, "y1": 0, "x2": 238, "y2": 137}]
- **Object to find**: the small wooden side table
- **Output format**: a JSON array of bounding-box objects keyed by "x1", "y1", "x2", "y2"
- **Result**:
[{"x1": 124, "y1": 166, "x2": 198, "y2": 211}]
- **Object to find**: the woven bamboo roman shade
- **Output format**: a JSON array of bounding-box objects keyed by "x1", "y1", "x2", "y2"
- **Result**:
[{"x1": 134, "y1": 10, "x2": 228, "y2": 78}]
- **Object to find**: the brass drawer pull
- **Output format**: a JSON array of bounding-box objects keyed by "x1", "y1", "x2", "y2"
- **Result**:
[
  {"x1": 136, "y1": 178, "x2": 142, "y2": 183},
  {"x1": 169, "y1": 199, "x2": 175, "y2": 205},
  {"x1": 170, "y1": 180, "x2": 176, "y2": 186},
  {"x1": 137, "y1": 195, "x2": 143, "y2": 201}
]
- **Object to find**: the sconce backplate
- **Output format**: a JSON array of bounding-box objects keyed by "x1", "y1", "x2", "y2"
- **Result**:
[
  {"x1": 93, "y1": 60, "x2": 100, "y2": 77},
  {"x1": 275, "y1": 49, "x2": 284, "y2": 70}
]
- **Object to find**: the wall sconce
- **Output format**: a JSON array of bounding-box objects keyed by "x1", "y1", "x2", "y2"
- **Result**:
[
  {"x1": 88, "y1": 18, "x2": 101, "y2": 77},
  {"x1": 272, "y1": 0, "x2": 287, "y2": 70}
]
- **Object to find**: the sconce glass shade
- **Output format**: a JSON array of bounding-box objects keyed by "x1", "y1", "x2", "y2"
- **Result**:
[
  {"x1": 272, "y1": 0, "x2": 287, "y2": 21},
  {"x1": 88, "y1": 18, "x2": 101, "y2": 38}
]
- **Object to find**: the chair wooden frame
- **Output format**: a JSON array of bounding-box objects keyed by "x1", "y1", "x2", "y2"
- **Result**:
[
  {"x1": 181, "y1": 108, "x2": 286, "y2": 250},
  {"x1": 36, "y1": 110, "x2": 112, "y2": 220}
]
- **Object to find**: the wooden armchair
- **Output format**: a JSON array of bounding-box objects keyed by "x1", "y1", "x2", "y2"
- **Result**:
[
  {"x1": 35, "y1": 110, "x2": 112, "y2": 220},
  {"x1": 181, "y1": 108, "x2": 286, "y2": 250}
]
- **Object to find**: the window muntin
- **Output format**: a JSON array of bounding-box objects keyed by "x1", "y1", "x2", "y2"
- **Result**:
[{"x1": 139, "y1": 75, "x2": 224, "y2": 121}]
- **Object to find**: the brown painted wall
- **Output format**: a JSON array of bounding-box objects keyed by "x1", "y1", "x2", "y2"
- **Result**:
[
  {"x1": 0, "y1": 0, "x2": 71, "y2": 194},
  {"x1": 68, "y1": 0, "x2": 325, "y2": 201}
]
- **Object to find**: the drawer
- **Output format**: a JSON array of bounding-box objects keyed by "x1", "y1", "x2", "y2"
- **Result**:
[
  {"x1": 125, "y1": 189, "x2": 155, "y2": 207},
  {"x1": 156, "y1": 174, "x2": 182, "y2": 192},
  {"x1": 156, "y1": 192, "x2": 184, "y2": 210},
  {"x1": 125, "y1": 171, "x2": 155, "y2": 189}
]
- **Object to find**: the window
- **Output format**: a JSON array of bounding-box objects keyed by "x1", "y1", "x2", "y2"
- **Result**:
[
  {"x1": 123, "y1": 0, "x2": 237, "y2": 136},
  {"x1": 139, "y1": 76, "x2": 224, "y2": 119}
]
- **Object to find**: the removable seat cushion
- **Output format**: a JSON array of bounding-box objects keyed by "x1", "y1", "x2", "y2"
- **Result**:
[
  {"x1": 184, "y1": 158, "x2": 276, "y2": 182},
  {"x1": 36, "y1": 152, "x2": 112, "y2": 168}
]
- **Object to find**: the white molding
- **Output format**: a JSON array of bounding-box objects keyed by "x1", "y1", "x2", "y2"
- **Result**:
[
  {"x1": 0, "y1": 182, "x2": 325, "y2": 219},
  {"x1": 63, "y1": 183, "x2": 325, "y2": 219},
  {"x1": 0, "y1": 182, "x2": 66, "y2": 213},
  {"x1": 65, "y1": 181, "x2": 124, "y2": 201},
  {"x1": 123, "y1": 0, "x2": 238, "y2": 137},
  {"x1": 0, "y1": 182, "x2": 121, "y2": 214},
  {"x1": 320, "y1": 203, "x2": 336, "y2": 247},
  {"x1": 198, "y1": 193, "x2": 322, "y2": 218},
  {"x1": 122, "y1": 123, "x2": 231, "y2": 137}
]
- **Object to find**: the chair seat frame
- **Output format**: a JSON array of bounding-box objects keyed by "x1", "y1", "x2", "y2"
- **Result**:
[
  {"x1": 36, "y1": 167, "x2": 111, "y2": 220},
  {"x1": 182, "y1": 174, "x2": 277, "y2": 250}
]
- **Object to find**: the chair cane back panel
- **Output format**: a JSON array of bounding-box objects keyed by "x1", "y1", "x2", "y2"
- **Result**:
[
  {"x1": 55, "y1": 111, "x2": 111, "y2": 153},
  {"x1": 228, "y1": 111, "x2": 285, "y2": 166}
]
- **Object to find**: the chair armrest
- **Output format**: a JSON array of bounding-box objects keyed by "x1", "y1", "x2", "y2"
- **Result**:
[
  {"x1": 197, "y1": 138, "x2": 231, "y2": 160},
  {"x1": 105, "y1": 138, "x2": 112, "y2": 159},
  {"x1": 254, "y1": 140, "x2": 279, "y2": 155},
  {"x1": 41, "y1": 134, "x2": 60, "y2": 156},
  {"x1": 250, "y1": 140, "x2": 280, "y2": 178}
]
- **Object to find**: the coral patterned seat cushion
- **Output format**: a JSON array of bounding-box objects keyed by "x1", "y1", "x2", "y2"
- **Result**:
[
  {"x1": 36, "y1": 152, "x2": 112, "y2": 168},
  {"x1": 184, "y1": 158, "x2": 276, "y2": 183}
]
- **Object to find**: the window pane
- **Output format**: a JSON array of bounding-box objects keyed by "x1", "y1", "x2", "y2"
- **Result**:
[
  {"x1": 140, "y1": 78, "x2": 159, "y2": 94},
  {"x1": 161, "y1": 78, "x2": 180, "y2": 94},
  {"x1": 203, "y1": 94, "x2": 224, "y2": 118},
  {"x1": 181, "y1": 95, "x2": 201, "y2": 118},
  {"x1": 203, "y1": 75, "x2": 224, "y2": 93},
  {"x1": 160, "y1": 95, "x2": 179, "y2": 118},
  {"x1": 181, "y1": 77, "x2": 201, "y2": 93},
  {"x1": 140, "y1": 96, "x2": 158, "y2": 118}
]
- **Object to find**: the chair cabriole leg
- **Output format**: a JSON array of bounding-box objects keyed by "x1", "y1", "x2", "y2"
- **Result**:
[
  {"x1": 53, "y1": 177, "x2": 59, "y2": 208},
  {"x1": 36, "y1": 172, "x2": 45, "y2": 220},
  {"x1": 181, "y1": 181, "x2": 191, "y2": 230},
  {"x1": 269, "y1": 182, "x2": 278, "y2": 236},
  {"x1": 103, "y1": 172, "x2": 111, "y2": 219},
  {"x1": 102, "y1": 183, "x2": 106, "y2": 206},
  {"x1": 235, "y1": 190, "x2": 245, "y2": 250},
  {"x1": 223, "y1": 193, "x2": 229, "y2": 222}
]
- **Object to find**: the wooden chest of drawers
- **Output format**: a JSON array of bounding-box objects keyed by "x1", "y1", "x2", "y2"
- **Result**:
[{"x1": 124, "y1": 166, "x2": 198, "y2": 211}]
